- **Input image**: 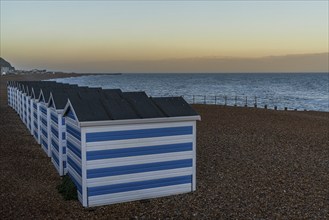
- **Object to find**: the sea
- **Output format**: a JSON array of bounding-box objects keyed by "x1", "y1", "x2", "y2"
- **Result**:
[{"x1": 52, "y1": 73, "x2": 329, "y2": 112}]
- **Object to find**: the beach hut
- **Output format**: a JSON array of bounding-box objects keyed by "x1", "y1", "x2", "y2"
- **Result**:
[
  {"x1": 62, "y1": 90, "x2": 200, "y2": 207},
  {"x1": 48, "y1": 86, "x2": 101, "y2": 176},
  {"x1": 7, "y1": 81, "x2": 12, "y2": 107},
  {"x1": 24, "y1": 82, "x2": 37, "y2": 132}
]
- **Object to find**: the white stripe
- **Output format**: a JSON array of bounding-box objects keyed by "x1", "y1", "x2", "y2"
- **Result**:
[
  {"x1": 67, "y1": 163, "x2": 82, "y2": 181},
  {"x1": 51, "y1": 143, "x2": 60, "y2": 156},
  {"x1": 88, "y1": 184, "x2": 191, "y2": 207},
  {"x1": 87, "y1": 167, "x2": 193, "y2": 187},
  {"x1": 67, "y1": 133, "x2": 81, "y2": 148},
  {"x1": 84, "y1": 121, "x2": 193, "y2": 133},
  {"x1": 87, "y1": 151, "x2": 193, "y2": 169},
  {"x1": 51, "y1": 135, "x2": 59, "y2": 145},
  {"x1": 67, "y1": 149, "x2": 82, "y2": 165},
  {"x1": 86, "y1": 134, "x2": 193, "y2": 150},
  {"x1": 51, "y1": 158, "x2": 60, "y2": 173}
]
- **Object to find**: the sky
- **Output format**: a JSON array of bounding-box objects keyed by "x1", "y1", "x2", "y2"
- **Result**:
[{"x1": 0, "y1": 0, "x2": 328, "y2": 73}]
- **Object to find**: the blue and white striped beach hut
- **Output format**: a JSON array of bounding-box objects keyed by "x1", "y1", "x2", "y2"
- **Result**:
[
  {"x1": 47, "y1": 85, "x2": 84, "y2": 175},
  {"x1": 62, "y1": 90, "x2": 200, "y2": 207}
]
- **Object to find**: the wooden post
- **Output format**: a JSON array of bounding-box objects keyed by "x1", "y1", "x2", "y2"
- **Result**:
[
  {"x1": 284, "y1": 107, "x2": 288, "y2": 111},
  {"x1": 254, "y1": 96, "x2": 257, "y2": 108},
  {"x1": 264, "y1": 104, "x2": 267, "y2": 109},
  {"x1": 193, "y1": 95, "x2": 195, "y2": 104},
  {"x1": 224, "y1": 96, "x2": 227, "y2": 106},
  {"x1": 204, "y1": 95, "x2": 206, "y2": 104},
  {"x1": 244, "y1": 96, "x2": 248, "y2": 107},
  {"x1": 274, "y1": 106, "x2": 277, "y2": 110},
  {"x1": 234, "y1": 96, "x2": 237, "y2": 107},
  {"x1": 215, "y1": 96, "x2": 217, "y2": 105}
]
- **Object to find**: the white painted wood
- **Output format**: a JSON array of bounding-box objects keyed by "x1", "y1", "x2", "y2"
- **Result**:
[
  {"x1": 87, "y1": 151, "x2": 193, "y2": 169},
  {"x1": 84, "y1": 121, "x2": 194, "y2": 133},
  {"x1": 192, "y1": 121, "x2": 197, "y2": 191},
  {"x1": 88, "y1": 184, "x2": 191, "y2": 207},
  {"x1": 87, "y1": 167, "x2": 193, "y2": 187},
  {"x1": 81, "y1": 128, "x2": 88, "y2": 207},
  {"x1": 80, "y1": 115, "x2": 201, "y2": 127},
  {"x1": 86, "y1": 134, "x2": 193, "y2": 150}
]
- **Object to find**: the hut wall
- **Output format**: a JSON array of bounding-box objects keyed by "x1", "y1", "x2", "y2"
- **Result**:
[
  {"x1": 7, "y1": 84, "x2": 11, "y2": 107},
  {"x1": 26, "y1": 96, "x2": 32, "y2": 132},
  {"x1": 50, "y1": 108, "x2": 67, "y2": 176},
  {"x1": 75, "y1": 120, "x2": 197, "y2": 207},
  {"x1": 40, "y1": 103, "x2": 51, "y2": 156},
  {"x1": 65, "y1": 115, "x2": 83, "y2": 204},
  {"x1": 22, "y1": 93, "x2": 27, "y2": 125},
  {"x1": 32, "y1": 101, "x2": 41, "y2": 144}
]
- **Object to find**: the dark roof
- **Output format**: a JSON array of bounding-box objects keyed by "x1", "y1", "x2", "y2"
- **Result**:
[
  {"x1": 151, "y1": 97, "x2": 198, "y2": 117},
  {"x1": 121, "y1": 92, "x2": 165, "y2": 119},
  {"x1": 9, "y1": 80, "x2": 199, "y2": 122}
]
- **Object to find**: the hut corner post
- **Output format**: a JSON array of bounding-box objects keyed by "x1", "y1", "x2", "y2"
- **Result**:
[
  {"x1": 37, "y1": 103, "x2": 41, "y2": 144},
  {"x1": 192, "y1": 121, "x2": 197, "y2": 191},
  {"x1": 47, "y1": 108, "x2": 52, "y2": 157},
  {"x1": 81, "y1": 128, "x2": 88, "y2": 207}
]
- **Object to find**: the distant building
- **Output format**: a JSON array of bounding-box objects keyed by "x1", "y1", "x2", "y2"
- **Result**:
[{"x1": 0, "y1": 57, "x2": 15, "y2": 75}]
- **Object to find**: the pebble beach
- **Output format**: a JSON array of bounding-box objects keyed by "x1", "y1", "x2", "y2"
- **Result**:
[{"x1": 0, "y1": 74, "x2": 328, "y2": 219}]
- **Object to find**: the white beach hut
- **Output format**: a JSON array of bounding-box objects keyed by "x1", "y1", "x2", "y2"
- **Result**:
[{"x1": 62, "y1": 90, "x2": 200, "y2": 207}]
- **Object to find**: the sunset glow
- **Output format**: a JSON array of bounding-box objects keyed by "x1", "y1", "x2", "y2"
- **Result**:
[{"x1": 1, "y1": 1, "x2": 328, "y2": 72}]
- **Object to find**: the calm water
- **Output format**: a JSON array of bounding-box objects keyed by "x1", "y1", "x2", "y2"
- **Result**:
[{"x1": 52, "y1": 73, "x2": 329, "y2": 112}]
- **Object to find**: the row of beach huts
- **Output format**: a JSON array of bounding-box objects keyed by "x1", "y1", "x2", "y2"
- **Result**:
[{"x1": 6, "y1": 80, "x2": 200, "y2": 207}]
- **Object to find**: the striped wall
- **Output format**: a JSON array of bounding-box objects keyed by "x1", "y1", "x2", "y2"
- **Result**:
[
  {"x1": 50, "y1": 108, "x2": 67, "y2": 176},
  {"x1": 32, "y1": 101, "x2": 41, "y2": 144},
  {"x1": 40, "y1": 103, "x2": 51, "y2": 156},
  {"x1": 26, "y1": 97, "x2": 32, "y2": 132},
  {"x1": 81, "y1": 121, "x2": 196, "y2": 207},
  {"x1": 7, "y1": 83, "x2": 199, "y2": 208},
  {"x1": 65, "y1": 115, "x2": 83, "y2": 204}
]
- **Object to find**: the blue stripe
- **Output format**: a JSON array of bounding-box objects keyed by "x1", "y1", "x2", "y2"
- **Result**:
[
  {"x1": 51, "y1": 139, "x2": 59, "y2": 152},
  {"x1": 66, "y1": 124, "x2": 81, "y2": 141},
  {"x1": 41, "y1": 128, "x2": 48, "y2": 138},
  {"x1": 87, "y1": 159, "x2": 192, "y2": 179},
  {"x1": 52, "y1": 150, "x2": 59, "y2": 166},
  {"x1": 41, "y1": 139, "x2": 48, "y2": 149},
  {"x1": 66, "y1": 109, "x2": 76, "y2": 120},
  {"x1": 33, "y1": 112, "x2": 37, "y2": 119},
  {"x1": 51, "y1": 113, "x2": 58, "y2": 124},
  {"x1": 67, "y1": 140, "x2": 81, "y2": 159},
  {"x1": 62, "y1": 132, "x2": 66, "y2": 140},
  {"x1": 87, "y1": 142, "x2": 193, "y2": 160},
  {"x1": 41, "y1": 117, "x2": 47, "y2": 126},
  {"x1": 33, "y1": 103, "x2": 37, "y2": 109},
  {"x1": 67, "y1": 157, "x2": 82, "y2": 176},
  {"x1": 63, "y1": 146, "x2": 66, "y2": 154},
  {"x1": 34, "y1": 121, "x2": 38, "y2": 129},
  {"x1": 86, "y1": 126, "x2": 193, "y2": 143},
  {"x1": 51, "y1": 126, "x2": 58, "y2": 138},
  {"x1": 67, "y1": 172, "x2": 82, "y2": 194},
  {"x1": 40, "y1": 107, "x2": 47, "y2": 115},
  {"x1": 88, "y1": 175, "x2": 192, "y2": 197},
  {"x1": 62, "y1": 118, "x2": 65, "y2": 125}
]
